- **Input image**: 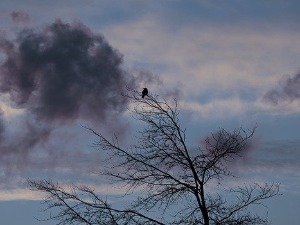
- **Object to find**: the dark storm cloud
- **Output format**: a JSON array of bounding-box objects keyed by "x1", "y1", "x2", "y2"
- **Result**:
[
  {"x1": 0, "y1": 19, "x2": 169, "y2": 184},
  {"x1": 0, "y1": 20, "x2": 130, "y2": 123},
  {"x1": 264, "y1": 73, "x2": 300, "y2": 105},
  {"x1": 0, "y1": 20, "x2": 139, "y2": 180},
  {"x1": 0, "y1": 38, "x2": 14, "y2": 54}
]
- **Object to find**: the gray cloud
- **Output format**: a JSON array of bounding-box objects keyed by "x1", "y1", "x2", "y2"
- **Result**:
[
  {"x1": 0, "y1": 121, "x2": 51, "y2": 173},
  {"x1": 0, "y1": 20, "x2": 140, "y2": 181},
  {"x1": 10, "y1": 11, "x2": 31, "y2": 24},
  {"x1": 0, "y1": 19, "x2": 172, "y2": 185},
  {"x1": 264, "y1": 72, "x2": 300, "y2": 105},
  {"x1": 0, "y1": 20, "x2": 131, "y2": 123}
]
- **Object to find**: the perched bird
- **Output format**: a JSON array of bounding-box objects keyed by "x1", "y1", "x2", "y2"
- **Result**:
[{"x1": 142, "y1": 88, "x2": 148, "y2": 98}]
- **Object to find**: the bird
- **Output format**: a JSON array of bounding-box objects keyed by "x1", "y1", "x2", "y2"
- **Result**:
[{"x1": 142, "y1": 88, "x2": 148, "y2": 98}]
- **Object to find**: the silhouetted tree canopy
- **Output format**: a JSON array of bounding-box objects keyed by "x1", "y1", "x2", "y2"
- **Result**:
[{"x1": 29, "y1": 90, "x2": 280, "y2": 225}]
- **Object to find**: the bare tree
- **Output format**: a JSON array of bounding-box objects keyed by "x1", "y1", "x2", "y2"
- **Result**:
[{"x1": 29, "y1": 90, "x2": 279, "y2": 225}]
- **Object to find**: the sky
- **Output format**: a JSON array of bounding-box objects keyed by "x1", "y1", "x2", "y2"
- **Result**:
[{"x1": 0, "y1": 0, "x2": 299, "y2": 224}]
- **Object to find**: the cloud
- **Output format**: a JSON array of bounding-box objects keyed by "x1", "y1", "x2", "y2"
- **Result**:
[
  {"x1": 178, "y1": 97, "x2": 249, "y2": 119},
  {"x1": 0, "y1": 188, "x2": 44, "y2": 201},
  {"x1": 263, "y1": 73, "x2": 300, "y2": 106},
  {"x1": 0, "y1": 110, "x2": 5, "y2": 140},
  {"x1": 0, "y1": 180, "x2": 130, "y2": 201},
  {"x1": 0, "y1": 19, "x2": 148, "y2": 183},
  {"x1": 0, "y1": 20, "x2": 133, "y2": 123},
  {"x1": 103, "y1": 16, "x2": 300, "y2": 103},
  {"x1": 0, "y1": 19, "x2": 168, "y2": 187},
  {"x1": 0, "y1": 120, "x2": 50, "y2": 155},
  {"x1": 10, "y1": 11, "x2": 31, "y2": 24}
]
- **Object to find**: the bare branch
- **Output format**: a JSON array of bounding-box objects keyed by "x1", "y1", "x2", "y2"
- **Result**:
[{"x1": 29, "y1": 89, "x2": 279, "y2": 225}]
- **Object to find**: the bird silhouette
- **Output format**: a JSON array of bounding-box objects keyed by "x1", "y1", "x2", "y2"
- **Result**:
[{"x1": 142, "y1": 88, "x2": 148, "y2": 98}]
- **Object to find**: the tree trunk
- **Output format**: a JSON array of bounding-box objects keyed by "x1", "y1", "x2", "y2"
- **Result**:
[{"x1": 202, "y1": 207, "x2": 209, "y2": 225}]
